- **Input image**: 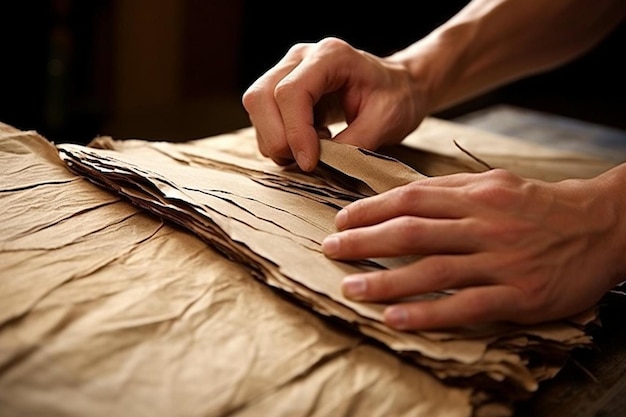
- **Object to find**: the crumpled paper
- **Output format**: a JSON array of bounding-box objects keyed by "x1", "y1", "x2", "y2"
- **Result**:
[
  {"x1": 1, "y1": 122, "x2": 473, "y2": 417},
  {"x1": 52, "y1": 119, "x2": 614, "y2": 414}
]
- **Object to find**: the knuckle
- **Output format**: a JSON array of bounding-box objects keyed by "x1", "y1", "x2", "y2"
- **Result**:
[
  {"x1": 422, "y1": 257, "x2": 453, "y2": 285},
  {"x1": 317, "y1": 36, "x2": 350, "y2": 52},
  {"x1": 469, "y1": 172, "x2": 523, "y2": 209},
  {"x1": 394, "y1": 217, "x2": 425, "y2": 251},
  {"x1": 241, "y1": 83, "x2": 264, "y2": 112},
  {"x1": 368, "y1": 270, "x2": 396, "y2": 298},
  {"x1": 274, "y1": 78, "x2": 297, "y2": 103},
  {"x1": 393, "y1": 183, "x2": 423, "y2": 210},
  {"x1": 286, "y1": 41, "x2": 311, "y2": 56},
  {"x1": 345, "y1": 199, "x2": 367, "y2": 218},
  {"x1": 338, "y1": 229, "x2": 360, "y2": 252},
  {"x1": 486, "y1": 168, "x2": 518, "y2": 183}
]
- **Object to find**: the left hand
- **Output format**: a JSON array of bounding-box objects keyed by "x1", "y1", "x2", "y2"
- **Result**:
[{"x1": 321, "y1": 168, "x2": 626, "y2": 330}]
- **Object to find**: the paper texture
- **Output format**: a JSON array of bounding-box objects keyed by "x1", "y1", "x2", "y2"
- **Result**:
[
  {"x1": 1, "y1": 118, "x2": 615, "y2": 416},
  {"x1": 60, "y1": 122, "x2": 609, "y2": 411},
  {"x1": 0, "y1": 123, "x2": 473, "y2": 417}
]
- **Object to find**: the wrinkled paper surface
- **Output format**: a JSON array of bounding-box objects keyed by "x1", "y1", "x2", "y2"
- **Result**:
[{"x1": 1, "y1": 119, "x2": 616, "y2": 417}]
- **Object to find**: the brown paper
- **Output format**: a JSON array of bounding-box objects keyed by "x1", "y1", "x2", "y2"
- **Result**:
[
  {"x1": 51, "y1": 120, "x2": 610, "y2": 413},
  {"x1": 3, "y1": 116, "x2": 617, "y2": 416},
  {"x1": 0, "y1": 123, "x2": 474, "y2": 417}
]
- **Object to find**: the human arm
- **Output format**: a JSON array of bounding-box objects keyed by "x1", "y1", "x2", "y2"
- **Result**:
[
  {"x1": 389, "y1": 0, "x2": 626, "y2": 112},
  {"x1": 242, "y1": 0, "x2": 626, "y2": 171}
]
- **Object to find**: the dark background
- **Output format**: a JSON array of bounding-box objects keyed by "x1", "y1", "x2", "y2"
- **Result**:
[{"x1": 0, "y1": 0, "x2": 624, "y2": 145}]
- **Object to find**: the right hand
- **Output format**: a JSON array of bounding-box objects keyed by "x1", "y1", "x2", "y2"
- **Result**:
[{"x1": 242, "y1": 37, "x2": 429, "y2": 172}]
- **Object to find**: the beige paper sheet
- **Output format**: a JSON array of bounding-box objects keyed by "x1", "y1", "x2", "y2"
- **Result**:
[
  {"x1": 0, "y1": 123, "x2": 474, "y2": 417},
  {"x1": 51, "y1": 120, "x2": 612, "y2": 413}
]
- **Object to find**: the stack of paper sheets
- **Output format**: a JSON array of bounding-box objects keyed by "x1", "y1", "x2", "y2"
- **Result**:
[
  {"x1": 48, "y1": 120, "x2": 614, "y2": 415},
  {"x1": 2, "y1": 124, "x2": 477, "y2": 417}
]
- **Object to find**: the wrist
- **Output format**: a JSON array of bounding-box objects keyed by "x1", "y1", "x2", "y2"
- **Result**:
[{"x1": 385, "y1": 21, "x2": 477, "y2": 114}]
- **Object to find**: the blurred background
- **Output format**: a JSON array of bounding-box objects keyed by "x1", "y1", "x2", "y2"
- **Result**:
[{"x1": 0, "y1": 0, "x2": 624, "y2": 145}]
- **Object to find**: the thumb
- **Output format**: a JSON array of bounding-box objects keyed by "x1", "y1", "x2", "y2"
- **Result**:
[{"x1": 332, "y1": 117, "x2": 388, "y2": 151}]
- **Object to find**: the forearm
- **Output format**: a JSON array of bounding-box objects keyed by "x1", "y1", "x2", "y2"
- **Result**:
[{"x1": 387, "y1": 0, "x2": 626, "y2": 112}]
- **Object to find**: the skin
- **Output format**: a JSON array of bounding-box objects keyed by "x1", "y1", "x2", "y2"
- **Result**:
[
  {"x1": 323, "y1": 168, "x2": 626, "y2": 330},
  {"x1": 242, "y1": 0, "x2": 626, "y2": 330}
]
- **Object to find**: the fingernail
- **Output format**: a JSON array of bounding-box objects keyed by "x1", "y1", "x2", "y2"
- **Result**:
[
  {"x1": 342, "y1": 276, "x2": 367, "y2": 299},
  {"x1": 295, "y1": 151, "x2": 311, "y2": 172},
  {"x1": 335, "y1": 209, "x2": 348, "y2": 230},
  {"x1": 322, "y1": 235, "x2": 340, "y2": 257},
  {"x1": 384, "y1": 307, "x2": 409, "y2": 329}
]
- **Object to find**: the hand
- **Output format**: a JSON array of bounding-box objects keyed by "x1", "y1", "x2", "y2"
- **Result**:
[
  {"x1": 242, "y1": 37, "x2": 428, "y2": 172},
  {"x1": 322, "y1": 169, "x2": 626, "y2": 330}
]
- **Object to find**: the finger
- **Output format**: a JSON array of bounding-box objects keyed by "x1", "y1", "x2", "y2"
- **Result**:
[
  {"x1": 274, "y1": 41, "x2": 359, "y2": 172},
  {"x1": 335, "y1": 181, "x2": 472, "y2": 230},
  {"x1": 324, "y1": 217, "x2": 482, "y2": 259},
  {"x1": 273, "y1": 68, "x2": 325, "y2": 171},
  {"x1": 391, "y1": 172, "x2": 494, "y2": 191},
  {"x1": 332, "y1": 96, "x2": 409, "y2": 151},
  {"x1": 245, "y1": 91, "x2": 294, "y2": 163},
  {"x1": 383, "y1": 285, "x2": 524, "y2": 330},
  {"x1": 243, "y1": 46, "x2": 313, "y2": 163},
  {"x1": 340, "y1": 254, "x2": 493, "y2": 301},
  {"x1": 252, "y1": 125, "x2": 286, "y2": 163}
]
